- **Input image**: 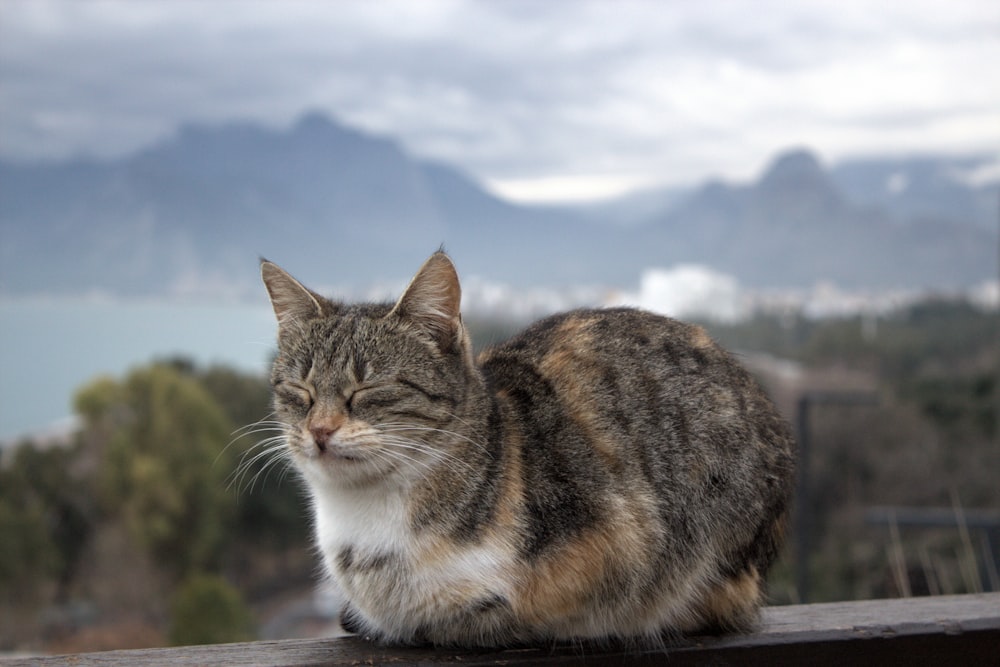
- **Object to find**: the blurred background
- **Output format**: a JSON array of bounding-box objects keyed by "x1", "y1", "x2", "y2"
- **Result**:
[{"x1": 1, "y1": 0, "x2": 997, "y2": 655}]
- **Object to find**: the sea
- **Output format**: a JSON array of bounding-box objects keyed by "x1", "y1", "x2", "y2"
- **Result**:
[{"x1": 0, "y1": 297, "x2": 279, "y2": 442}]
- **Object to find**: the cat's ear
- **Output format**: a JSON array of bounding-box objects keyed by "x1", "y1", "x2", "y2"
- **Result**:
[
  {"x1": 260, "y1": 260, "x2": 327, "y2": 327},
  {"x1": 390, "y1": 251, "x2": 464, "y2": 353}
]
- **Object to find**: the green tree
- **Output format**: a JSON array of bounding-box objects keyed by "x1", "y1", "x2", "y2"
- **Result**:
[
  {"x1": 196, "y1": 364, "x2": 273, "y2": 431},
  {"x1": 0, "y1": 442, "x2": 92, "y2": 604},
  {"x1": 75, "y1": 363, "x2": 236, "y2": 577},
  {"x1": 0, "y1": 485, "x2": 58, "y2": 603},
  {"x1": 168, "y1": 573, "x2": 255, "y2": 646}
]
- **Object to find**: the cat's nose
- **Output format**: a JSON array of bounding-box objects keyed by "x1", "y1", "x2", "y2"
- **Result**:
[{"x1": 309, "y1": 416, "x2": 345, "y2": 452}]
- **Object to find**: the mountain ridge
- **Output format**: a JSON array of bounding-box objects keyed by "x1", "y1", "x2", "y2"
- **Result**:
[{"x1": 1, "y1": 112, "x2": 996, "y2": 298}]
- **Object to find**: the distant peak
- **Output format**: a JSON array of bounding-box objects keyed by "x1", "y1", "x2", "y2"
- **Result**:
[
  {"x1": 753, "y1": 147, "x2": 845, "y2": 214},
  {"x1": 294, "y1": 110, "x2": 337, "y2": 132},
  {"x1": 762, "y1": 148, "x2": 824, "y2": 181},
  {"x1": 290, "y1": 111, "x2": 372, "y2": 146},
  {"x1": 757, "y1": 148, "x2": 836, "y2": 193}
]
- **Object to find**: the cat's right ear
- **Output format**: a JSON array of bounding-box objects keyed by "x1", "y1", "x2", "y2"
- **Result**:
[
  {"x1": 389, "y1": 251, "x2": 465, "y2": 354},
  {"x1": 260, "y1": 260, "x2": 326, "y2": 328}
]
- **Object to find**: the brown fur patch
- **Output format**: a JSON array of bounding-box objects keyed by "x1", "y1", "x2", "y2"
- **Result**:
[
  {"x1": 689, "y1": 324, "x2": 716, "y2": 351},
  {"x1": 516, "y1": 530, "x2": 612, "y2": 624},
  {"x1": 537, "y1": 319, "x2": 621, "y2": 470},
  {"x1": 514, "y1": 508, "x2": 652, "y2": 627},
  {"x1": 699, "y1": 567, "x2": 762, "y2": 629},
  {"x1": 489, "y1": 393, "x2": 526, "y2": 534},
  {"x1": 769, "y1": 515, "x2": 788, "y2": 547}
]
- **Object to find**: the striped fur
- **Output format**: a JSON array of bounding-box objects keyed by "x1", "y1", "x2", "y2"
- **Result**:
[{"x1": 261, "y1": 251, "x2": 796, "y2": 647}]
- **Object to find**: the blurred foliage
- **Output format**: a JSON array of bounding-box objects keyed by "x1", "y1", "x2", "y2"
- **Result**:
[
  {"x1": 168, "y1": 573, "x2": 255, "y2": 646},
  {"x1": 901, "y1": 374, "x2": 996, "y2": 442},
  {"x1": 0, "y1": 475, "x2": 59, "y2": 601},
  {"x1": 76, "y1": 364, "x2": 235, "y2": 575},
  {"x1": 705, "y1": 298, "x2": 998, "y2": 383},
  {"x1": 0, "y1": 443, "x2": 93, "y2": 604},
  {"x1": 0, "y1": 359, "x2": 310, "y2": 651}
]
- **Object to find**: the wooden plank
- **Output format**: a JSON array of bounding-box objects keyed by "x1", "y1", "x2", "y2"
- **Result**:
[{"x1": 3, "y1": 593, "x2": 998, "y2": 666}]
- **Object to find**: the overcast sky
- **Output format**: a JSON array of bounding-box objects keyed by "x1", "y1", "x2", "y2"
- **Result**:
[{"x1": 1, "y1": 0, "x2": 998, "y2": 202}]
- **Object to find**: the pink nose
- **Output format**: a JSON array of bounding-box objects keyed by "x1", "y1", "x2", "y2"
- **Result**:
[{"x1": 309, "y1": 418, "x2": 344, "y2": 452}]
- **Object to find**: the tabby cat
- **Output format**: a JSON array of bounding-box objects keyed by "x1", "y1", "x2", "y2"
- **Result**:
[{"x1": 261, "y1": 251, "x2": 795, "y2": 647}]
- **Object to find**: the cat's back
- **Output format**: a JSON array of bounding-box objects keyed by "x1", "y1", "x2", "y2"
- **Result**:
[
  {"x1": 477, "y1": 306, "x2": 792, "y2": 477},
  {"x1": 478, "y1": 306, "x2": 750, "y2": 401}
]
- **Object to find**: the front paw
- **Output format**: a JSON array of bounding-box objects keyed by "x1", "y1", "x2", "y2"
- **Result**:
[{"x1": 338, "y1": 602, "x2": 364, "y2": 635}]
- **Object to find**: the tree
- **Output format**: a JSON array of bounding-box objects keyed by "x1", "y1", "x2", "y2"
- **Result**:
[
  {"x1": 75, "y1": 363, "x2": 236, "y2": 577},
  {"x1": 0, "y1": 442, "x2": 92, "y2": 604},
  {"x1": 168, "y1": 573, "x2": 255, "y2": 646}
]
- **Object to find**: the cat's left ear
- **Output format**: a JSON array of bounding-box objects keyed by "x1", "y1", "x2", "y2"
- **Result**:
[{"x1": 390, "y1": 251, "x2": 466, "y2": 354}]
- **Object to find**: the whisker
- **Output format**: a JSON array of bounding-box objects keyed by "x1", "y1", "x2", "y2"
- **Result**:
[
  {"x1": 231, "y1": 413, "x2": 279, "y2": 436},
  {"x1": 375, "y1": 435, "x2": 475, "y2": 476},
  {"x1": 442, "y1": 410, "x2": 476, "y2": 430},
  {"x1": 245, "y1": 449, "x2": 294, "y2": 494},
  {"x1": 376, "y1": 427, "x2": 481, "y2": 465},
  {"x1": 368, "y1": 443, "x2": 438, "y2": 477},
  {"x1": 237, "y1": 453, "x2": 291, "y2": 495},
  {"x1": 216, "y1": 413, "x2": 285, "y2": 465},
  {"x1": 376, "y1": 423, "x2": 492, "y2": 457},
  {"x1": 227, "y1": 424, "x2": 294, "y2": 494},
  {"x1": 236, "y1": 438, "x2": 288, "y2": 474}
]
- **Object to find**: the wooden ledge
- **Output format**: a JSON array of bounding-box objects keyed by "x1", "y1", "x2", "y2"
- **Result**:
[{"x1": 4, "y1": 593, "x2": 998, "y2": 666}]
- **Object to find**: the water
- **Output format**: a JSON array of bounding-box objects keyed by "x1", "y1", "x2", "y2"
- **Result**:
[{"x1": 0, "y1": 297, "x2": 279, "y2": 441}]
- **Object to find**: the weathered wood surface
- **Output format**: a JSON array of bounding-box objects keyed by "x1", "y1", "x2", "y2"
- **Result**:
[{"x1": 4, "y1": 593, "x2": 998, "y2": 666}]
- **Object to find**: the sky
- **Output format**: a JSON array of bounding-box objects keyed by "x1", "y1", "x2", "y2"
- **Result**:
[{"x1": 1, "y1": 0, "x2": 998, "y2": 203}]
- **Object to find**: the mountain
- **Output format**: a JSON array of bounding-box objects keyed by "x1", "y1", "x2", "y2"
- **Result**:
[
  {"x1": 0, "y1": 113, "x2": 443, "y2": 296},
  {"x1": 0, "y1": 112, "x2": 622, "y2": 296},
  {"x1": 0, "y1": 114, "x2": 996, "y2": 298},
  {"x1": 626, "y1": 149, "x2": 996, "y2": 289},
  {"x1": 566, "y1": 185, "x2": 691, "y2": 228},
  {"x1": 830, "y1": 154, "x2": 999, "y2": 231}
]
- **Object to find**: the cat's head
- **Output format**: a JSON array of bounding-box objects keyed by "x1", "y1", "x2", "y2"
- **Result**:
[{"x1": 261, "y1": 251, "x2": 475, "y2": 488}]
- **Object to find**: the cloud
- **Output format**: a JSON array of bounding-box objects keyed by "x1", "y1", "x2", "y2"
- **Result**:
[
  {"x1": 1, "y1": 0, "x2": 998, "y2": 200},
  {"x1": 615, "y1": 265, "x2": 745, "y2": 323}
]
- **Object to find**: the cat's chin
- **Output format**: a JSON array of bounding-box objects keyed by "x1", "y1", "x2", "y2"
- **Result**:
[
  {"x1": 322, "y1": 446, "x2": 364, "y2": 462},
  {"x1": 290, "y1": 432, "x2": 366, "y2": 462},
  {"x1": 294, "y1": 445, "x2": 400, "y2": 487},
  {"x1": 299, "y1": 448, "x2": 368, "y2": 468}
]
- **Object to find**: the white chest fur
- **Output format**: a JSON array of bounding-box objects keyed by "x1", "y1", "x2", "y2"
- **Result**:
[
  {"x1": 306, "y1": 478, "x2": 516, "y2": 641},
  {"x1": 309, "y1": 480, "x2": 410, "y2": 574}
]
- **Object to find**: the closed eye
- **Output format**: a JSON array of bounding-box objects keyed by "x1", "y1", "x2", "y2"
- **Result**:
[
  {"x1": 396, "y1": 377, "x2": 456, "y2": 405},
  {"x1": 276, "y1": 381, "x2": 314, "y2": 412},
  {"x1": 348, "y1": 381, "x2": 452, "y2": 425},
  {"x1": 347, "y1": 385, "x2": 400, "y2": 412}
]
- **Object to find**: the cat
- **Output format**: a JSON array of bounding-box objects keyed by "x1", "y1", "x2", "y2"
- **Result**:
[{"x1": 261, "y1": 250, "x2": 796, "y2": 647}]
